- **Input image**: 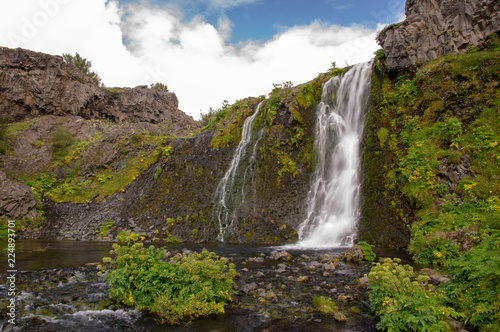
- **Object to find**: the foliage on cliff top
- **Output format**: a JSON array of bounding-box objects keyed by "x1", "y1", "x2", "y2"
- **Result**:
[
  {"x1": 206, "y1": 97, "x2": 265, "y2": 149},
  {"x1": 98, "y1": 230, "x2": 236, "y2": 325},
  {"x1": 63, "y1": 52, "x2": 102, "y2": 86}
]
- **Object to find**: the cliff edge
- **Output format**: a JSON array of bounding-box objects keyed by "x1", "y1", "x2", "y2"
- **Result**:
[{"x1": 377, "y1": 0, "x2": 499, "y2": 70}]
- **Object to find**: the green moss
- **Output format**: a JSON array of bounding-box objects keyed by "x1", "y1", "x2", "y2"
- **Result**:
[{"x1": 362, "y1": 49, "x2": 500, "y2": 251}]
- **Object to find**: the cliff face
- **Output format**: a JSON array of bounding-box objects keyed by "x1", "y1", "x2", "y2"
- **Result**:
[
  {"x1": 378, "y1": 0, "x2": 500, "y2": 70},
  {"x1": 0, "y1": 47, "x2": 197, "y2": 134}
]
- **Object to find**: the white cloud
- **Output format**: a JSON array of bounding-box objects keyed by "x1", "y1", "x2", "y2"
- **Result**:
[{"x1": 0, "y1": 0, "x2": 384, "y2": 119}]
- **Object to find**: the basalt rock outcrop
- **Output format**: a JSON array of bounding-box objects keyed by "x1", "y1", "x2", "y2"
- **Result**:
[
  {"x1": 0, "y1": 46, "x2": 198, "y2": 134},
  {"x1": 0, "y1": 170, "x2": 37, "y2": 221},
  {"x1": 377, "y1": 0, "x2": 500, "y2": 70}
]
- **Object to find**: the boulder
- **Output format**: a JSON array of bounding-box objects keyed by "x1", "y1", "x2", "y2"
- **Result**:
[
  {"x1": 339, "y1": 245, "x2": 364, "y2": 262},
  {"x1": 0, "y1": 171, "x2": 37, "y2": 220}
]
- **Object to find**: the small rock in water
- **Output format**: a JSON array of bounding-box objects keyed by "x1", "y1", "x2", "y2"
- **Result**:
[
  {"x1": 269, "y1": 250, "x2": 292, "y2": 261},
  {"x1": 276, "y1": 264, "x2": 287, "y2": 273},
  {"x1": 241, "y1": 268, "x2": 249, "y2": 272},
  {"x1": 248, "y1": 257, "x2": 265, "y2": 263},
  {"x1": 358, "y1": 276, "x2": 369, "y2": 288},
  {"x1": 339, "y1": 245, "x2": 364, "y2": 262},
  {"x1": 298, "y1": 276, "x2": 309, "y2": 282},
  {"x1": 240, "y1": 282, "x2": 258, "y2": 294},
  {"x1": 255, "y1": 271, "x2": 266, "y2": 278}
]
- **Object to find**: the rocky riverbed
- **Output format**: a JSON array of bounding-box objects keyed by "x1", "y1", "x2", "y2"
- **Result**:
[{"x1": 0, "y1": 246, "x2": 378, "y2": 331}]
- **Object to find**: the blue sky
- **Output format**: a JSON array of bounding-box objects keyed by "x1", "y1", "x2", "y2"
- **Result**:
[{"x1": 0, "y1": 0, "x2": 405, "y2": 119}]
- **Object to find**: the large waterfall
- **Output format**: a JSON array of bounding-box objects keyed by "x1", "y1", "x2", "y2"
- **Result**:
[
  {"x1": 214, "y1": 101, "x2": 266, "y2": 242},
  {"x1": 297, "y1": 62, "x2": 372, "y2": 248}
]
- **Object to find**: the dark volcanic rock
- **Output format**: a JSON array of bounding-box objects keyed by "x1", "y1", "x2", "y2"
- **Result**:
[
  {"x1": 0, "y1": 170, "x2": 37, "y2": 220},
  {"x1": 378, "y1": 0, "x2": 500, "y2": 70},
  {"x1": 0, "y1": 46, "x2": 198, "y2": 135}
]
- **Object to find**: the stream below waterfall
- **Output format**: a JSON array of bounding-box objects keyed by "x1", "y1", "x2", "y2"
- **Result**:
[{"x1": 0, "y1": 240, "x2": 414, "y2": 331}]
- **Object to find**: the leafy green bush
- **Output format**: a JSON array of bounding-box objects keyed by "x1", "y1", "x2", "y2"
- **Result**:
[
  {"x1": 150, "y1": 82, "x2": 169, "y2": 92},
  {"x1": 97, "y1": 221, "x2": 114, "y2": 237},
  {"x1": 99, "y1": 231, "x2": 236, "y2": 325},
  {"x1": 367, "y1": 258, "x2": 460, "y2": 332},
  {"x1": 358, "y1": 241, "x2": 376, "y2": 263},
  {"x1": 63, "y1": 52, "x2": 102, "y2": 86},
  {"x1": 443, "y1": 233, "x2": 500, "y2": 331},
  {"x1": 409, "y1": 235, "x2": 460, "y2": 265}
]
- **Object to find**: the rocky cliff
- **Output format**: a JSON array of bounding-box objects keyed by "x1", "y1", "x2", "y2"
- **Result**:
[
  {"x1": 378, "y1": 0, "x2": 500, "y2": 70},
  {"x1": 0, "y1": 47, "x2": 197, "y2": 133}
]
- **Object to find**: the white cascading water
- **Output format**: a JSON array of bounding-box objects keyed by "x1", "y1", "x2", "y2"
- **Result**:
[
  {"x1": 297, "y1": 61, "x2": 372, "y2": 248},
  {"x1": 214, "y1": 101, "x2": 265, "y2": 241}
]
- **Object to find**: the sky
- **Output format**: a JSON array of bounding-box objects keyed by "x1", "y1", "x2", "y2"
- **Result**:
[{"x1": 0, "y1": 0, "x2": 406, "y2": 119}]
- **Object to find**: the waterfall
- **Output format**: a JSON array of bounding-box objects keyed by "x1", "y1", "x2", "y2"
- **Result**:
[
  {"x1": 214, "y1": 101, "x2": 266, "y2": 242},
  {"x1": 297, "y1": 61, "x2": 372, "y2": 248}
]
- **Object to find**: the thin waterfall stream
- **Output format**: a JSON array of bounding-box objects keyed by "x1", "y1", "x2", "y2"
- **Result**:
[
  {"x1": 297, "y1": 61, "x2": 372, "y2": 248},
  {"x1": 214, "y1": 101, "x2": 266, "y2": 242}
]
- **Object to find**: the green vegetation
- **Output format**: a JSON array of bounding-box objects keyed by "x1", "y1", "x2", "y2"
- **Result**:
[
  {"x1": 312, "y1": 296, "x2": 346, "y2": 321},
  {"x1": 98, "y1": 231, "x2": 236, "y2": 325},
  {"x1": 443, "y1": 233, "x2": 500, "y2": 331},
  {"x1": 63, "y1": 52, "x2": 102, "y2": 86},
  {"x1": 367, "y1": 258, "x2": 460, "y2": 332},
  {"x1": 357, "y1": 241, "x2": 376, "y2": 263},
  {"x1": 208, "y1": 98, "x2": 264, "y2": 149},
  {"x1": 97, "y1": 221, "x2": 114, "y2": 237},
  {"x1": 150, "y1": 82, "x2": 169, "y2": 92},
  {"x1": 0, "y1": 116, "x2": 9, "y2": 153},
  {"x1": 364, "y1": 44, "x2": 500, "y2": 331},
  {"x1": 50, "y1": 126, "x2": 76, "y2": 164}
]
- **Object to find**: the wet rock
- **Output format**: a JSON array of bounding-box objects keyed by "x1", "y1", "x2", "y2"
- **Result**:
[
  {"x1": 240, "y1": 282, "x2": 258, "y2": 294},
  {"x1": 298, "y1": 276, "x2": 309, "y2": 282},
  {"x1": 322, "y1": 262, "x2": 336, "y2": 271},
  {"x1": 339, "y1": 245, "x2": 364, "y2": 262},
  {"x1": 358, "y1": 276, "x2": 370, "y2": 289},
  {"x1": 333, "y1": 310, "x2": 347, "y2": 323},
  {"x1": 420, "y1": 268, "x2": 451, "y2": 285},
  {"x1": 248, "y1": 257, "x2": 265, "y2": 263},
  {"x1": 269, "y1": 250, "x2": 292, "y2": 261},
  {"x1": 318, "y1": 253, "x2": 336, "y2": 262},
  {"x1": 276, "y1": 264, "x2": 287, "y2": 273},
  {"x1": 255, "y1": 271, "x2": 266, "y2": 278}
]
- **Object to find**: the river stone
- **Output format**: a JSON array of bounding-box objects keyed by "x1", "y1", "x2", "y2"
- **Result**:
[
  {"x1": 269, "y1": 250, "x2": 292, "y2": 260},
  {"x1": 240, "y1": 282, "x2": 258, "y2": 294},
  {"x1": 358, "y1": 276, "x2": 370, "y2": 289},
  {"x1": 276, "y1": 264, "x2": 287, "y2": 273},
  {"x1": 339, "y1": 245, "x2": 364, "y2": 262}
]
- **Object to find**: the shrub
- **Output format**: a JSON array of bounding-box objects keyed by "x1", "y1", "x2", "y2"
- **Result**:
[
  {"x1": 99, "y1": 231, "x2": 236, "y2": 325},
  {"x1": 150, "y1": 82, "x2": 169, "y2": 92},
  {"x1": 367, "y1": 258, "x2": 460, "y2": 332},
  {"x1": 409, "y1": 235, "x2": 460, "y2": 265},
  {"x1": 63, "y1": 52, "x2": 102, "y2": 86},
  {"x1": 357, "y1": 241, "x2": 376, "y2": 263},
  {"x1": 443, "y1": 233, "x2": 500, "y2": 331}
]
